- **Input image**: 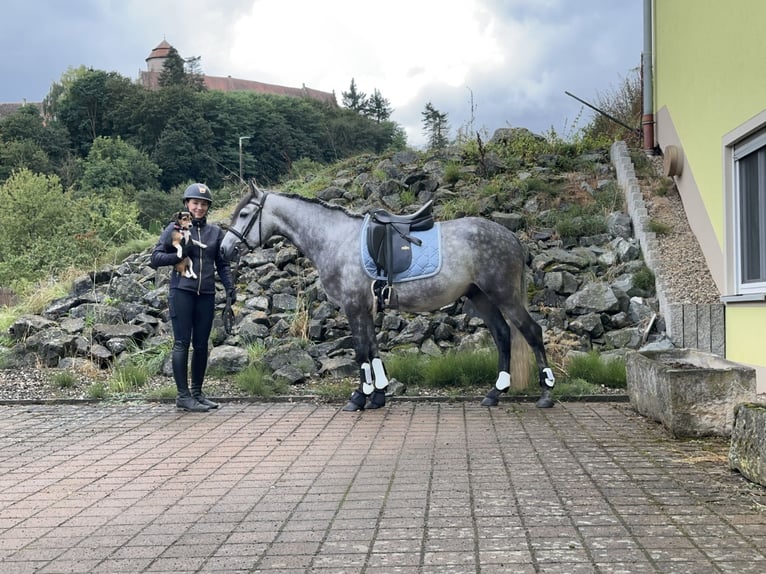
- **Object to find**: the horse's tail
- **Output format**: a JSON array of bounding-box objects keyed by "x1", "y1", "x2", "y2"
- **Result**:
[{"x1": 510, "y1": 255, "x2": 532, "y2": 390}]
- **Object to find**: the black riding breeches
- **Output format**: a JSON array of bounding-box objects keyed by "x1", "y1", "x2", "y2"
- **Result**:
[{"x1": 169, "y1": 289, "x2": 215, "y2": 391}]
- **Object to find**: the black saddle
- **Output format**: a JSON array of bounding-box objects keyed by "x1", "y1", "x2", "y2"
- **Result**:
[{"x1": 366, "y1": 201, "x2": 435, "y2": 298}]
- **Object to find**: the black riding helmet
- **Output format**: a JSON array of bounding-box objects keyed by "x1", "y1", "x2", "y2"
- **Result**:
[{"x1": 183, "y1": 183, "x2": 213, "y2": 205}]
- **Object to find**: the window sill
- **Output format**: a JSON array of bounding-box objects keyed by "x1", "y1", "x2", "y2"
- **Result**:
[{"x1": 721, "y1": 293, "x2": 766, "y2": 303}]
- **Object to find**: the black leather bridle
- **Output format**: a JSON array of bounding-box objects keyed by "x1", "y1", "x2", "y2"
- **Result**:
[{"x1": 223, "y1": 191, "x2": 268, "y2": 253}]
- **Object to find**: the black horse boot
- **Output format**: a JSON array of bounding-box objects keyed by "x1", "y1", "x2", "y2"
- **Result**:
[
  {"x1": 191, "y1": 345, "x2": 218, "y2": 409},
  {"x1": 342, "y1": 363, "x2": 373, "y2": 412},
  {"x1": 173, "y1": 345, "x2": 209, "y2": 412}
]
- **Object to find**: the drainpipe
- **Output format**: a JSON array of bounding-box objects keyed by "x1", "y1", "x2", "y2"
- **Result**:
[{"x1": 642, "y1": 0, "x2": 655, "y2": 154}]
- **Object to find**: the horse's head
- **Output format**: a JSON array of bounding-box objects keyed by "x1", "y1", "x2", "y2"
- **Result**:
[{"x1": 220, "y1": 181, "x2": 268, "y2": 261}]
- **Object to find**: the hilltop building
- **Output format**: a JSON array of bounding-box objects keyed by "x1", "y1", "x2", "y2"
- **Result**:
[
  {"x1": 0, "y1": 39, "x2": 337, "y2": 119},
  {"x1": 138, "y1": 39, "x2": 337, "y2": 106}
]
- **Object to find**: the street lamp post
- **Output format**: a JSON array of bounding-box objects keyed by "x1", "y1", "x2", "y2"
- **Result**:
[{"x1": 239, "y1": 136, "x2": 250, "y2": 182}]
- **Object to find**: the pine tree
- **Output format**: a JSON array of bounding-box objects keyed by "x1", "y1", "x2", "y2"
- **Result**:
[
  {"x1": 421, "y1": 101, "x2": 450, "y2": 150},
  {"x1": 341, "y1": 78, "x2": 367, "y2": 112},
  {"x1": 363, "y1": 89, "x2": 393, "y2": 123}
]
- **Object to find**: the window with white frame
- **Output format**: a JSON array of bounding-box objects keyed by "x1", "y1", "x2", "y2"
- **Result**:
[{"x1": 734, "y1": 130, "x2": 766, "y2": 294}]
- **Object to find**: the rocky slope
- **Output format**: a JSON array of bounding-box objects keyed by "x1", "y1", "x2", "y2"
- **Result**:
[{"x1": 0, "y1": 133, "x2": 685, "y2": 401}]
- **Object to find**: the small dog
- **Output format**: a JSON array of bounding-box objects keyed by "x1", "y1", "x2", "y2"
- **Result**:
[{"x1": 170, "y1": 211, "x2": 207, "y2": 278}]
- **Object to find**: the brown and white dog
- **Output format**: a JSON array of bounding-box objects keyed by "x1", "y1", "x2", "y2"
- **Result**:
[{"x1": 170, "y1": 211, "x2": 207, "y2": 278}]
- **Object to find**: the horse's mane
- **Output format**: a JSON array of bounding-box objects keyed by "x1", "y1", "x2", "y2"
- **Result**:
[{"x1": 236, "y1": 188, "x2": 364, "y2": 219}]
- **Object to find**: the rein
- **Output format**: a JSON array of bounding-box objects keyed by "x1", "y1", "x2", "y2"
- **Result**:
[{"x1": 220, "y1": 192, "x2": 268, "y2": 335}]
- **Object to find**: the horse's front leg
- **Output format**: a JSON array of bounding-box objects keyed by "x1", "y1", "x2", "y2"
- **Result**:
[{"x1": 341, "y1": 307, "x2": 388, "y2": 412}]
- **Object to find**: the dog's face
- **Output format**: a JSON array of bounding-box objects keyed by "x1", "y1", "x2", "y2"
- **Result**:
[{"x1": 175, "y1": 211, "x2": 193, "y2": 230}]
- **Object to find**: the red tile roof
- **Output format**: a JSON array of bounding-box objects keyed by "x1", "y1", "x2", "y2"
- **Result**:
[{"x1": 141, "y1": 40, "x2": 337, "y2": 106}]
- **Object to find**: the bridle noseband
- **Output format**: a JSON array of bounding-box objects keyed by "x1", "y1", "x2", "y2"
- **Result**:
[{"x1": 224, "y1": 192, "x2": 268, "y2": 253}]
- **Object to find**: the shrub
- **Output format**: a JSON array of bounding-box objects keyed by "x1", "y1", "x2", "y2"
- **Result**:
[
  {"x1": 633, "y1": 266, "x2": 656, "y2": 294},
  {"x1": 582, "y1": 69, "x2": 642, "y2": 149}
]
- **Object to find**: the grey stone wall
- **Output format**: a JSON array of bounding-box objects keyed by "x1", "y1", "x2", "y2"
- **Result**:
[{"x1": 610, "y1": 141, "x2": 725, "y2": 355}]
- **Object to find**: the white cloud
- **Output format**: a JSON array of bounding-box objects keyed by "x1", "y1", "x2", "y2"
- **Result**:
[{"x1": 0, "y1": 0, "x2": 643, "y2": 149}]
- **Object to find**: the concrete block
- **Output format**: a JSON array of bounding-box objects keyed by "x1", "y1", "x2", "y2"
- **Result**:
[
  {"x1": 729, "y1": 403, "x2": 766, "y2": 487},
  {"x1": 626, "y1": 348, "x2": 756, "y2": 437}
]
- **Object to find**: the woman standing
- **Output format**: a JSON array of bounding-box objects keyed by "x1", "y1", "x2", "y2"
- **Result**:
[{"x1": 150, "y1": 183, "x2": 236, "y2": 412}]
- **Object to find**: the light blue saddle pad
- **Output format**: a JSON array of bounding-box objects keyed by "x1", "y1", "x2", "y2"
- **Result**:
[{"x1": 360, "y1": 214, "x2": 443, "y2": 282}]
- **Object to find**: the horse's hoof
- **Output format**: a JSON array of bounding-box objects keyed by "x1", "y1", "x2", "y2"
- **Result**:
[
  {"x1": 535, "y1": 396, "x2": 555, "y2": 408},
  {"x1": 481, "y1": 387, "x2": 503, "y2": 407},
  {"x1": 365, "y1": 389, "x2": 386, "y2": 410},
  {"x1": 341, "y1": 401, "x2": 364, "y2": 412}
]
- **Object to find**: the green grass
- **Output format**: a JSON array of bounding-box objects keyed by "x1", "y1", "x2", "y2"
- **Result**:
[
  {"x1": 145, "y1": 384, "x2": 177, "y2": 400},
  {"x1": 384, "y1": 347, "x2": 626, "y2": 398},
  {"x1": 311, "y1": 379, "x2": 356, "y2": 401},
  {"x1": 646, "y1": 219, "x2": 672, "y2": 235},
  {"x1": 51, "y1": 371, "x2": 77, "y2": 389},
  {"x1": 87, "y1": 383, "x2": 107, "y2": 399},
  {"x1": 386, "y1": 349, "x2": 497, "y2": 390},
  {"x1": 235, "y1": 364, "x2": 289, "y2": 397},
  {"x1": 108, "y1": 364, "x2": 149, "y2": 394},
  {"x1": 566, "y1": 351, "x2": 627, "y2": 389}
]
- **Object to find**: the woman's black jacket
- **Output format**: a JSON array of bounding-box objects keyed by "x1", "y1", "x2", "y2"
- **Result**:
[{"x1": 150, "y1": 217, "x2": 235, "y2": 295}]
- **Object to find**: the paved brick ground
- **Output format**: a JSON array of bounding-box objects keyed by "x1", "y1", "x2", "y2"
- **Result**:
[{"x1": 0, "y1": 400, "x2": 763, "y2": 573}]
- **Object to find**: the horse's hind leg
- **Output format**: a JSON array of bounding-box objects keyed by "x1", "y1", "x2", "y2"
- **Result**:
[
  {"x1": 465, "y1": 291, "x2": 514, "y2": 407},
  {"x1": 506, "y1": 307, "x2": 555, "y2": 408}
]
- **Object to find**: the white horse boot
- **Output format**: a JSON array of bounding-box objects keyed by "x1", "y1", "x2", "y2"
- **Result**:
[
  {"x1": 366, "y1": 357, "x2": 389, "y2": 409},
  {"x1": 480, "y1": 371, "x2": 511, "y2": 407}
]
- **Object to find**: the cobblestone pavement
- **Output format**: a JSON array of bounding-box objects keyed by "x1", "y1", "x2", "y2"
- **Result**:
[{"x1": 0, "y1": 400, "x2": 764, "y2": 574}]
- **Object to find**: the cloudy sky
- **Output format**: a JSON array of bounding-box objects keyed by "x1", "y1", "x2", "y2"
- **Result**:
[{"x1": 1, "y1": 0, "x2": 644, "y2": 147}]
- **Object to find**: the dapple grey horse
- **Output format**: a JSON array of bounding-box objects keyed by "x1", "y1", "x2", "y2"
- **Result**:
[{"x1": 220, "y1": 183, "x2": 555, "y2": 410}]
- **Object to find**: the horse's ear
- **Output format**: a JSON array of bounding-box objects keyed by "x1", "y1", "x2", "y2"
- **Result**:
[{"x1": 248, "y1": 179, "x2": 263, "y2": 198}]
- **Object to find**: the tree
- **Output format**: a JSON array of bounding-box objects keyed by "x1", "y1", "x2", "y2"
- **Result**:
[
  {"x1": 0, "y1": 104, "x2": 71, "y2": 182},
  {"x1": 159, "y1": 48, "x2": 206, "y2": 92},
  {"x1": 151, "y1": 107, "x2": 216, "y2": 189},
  {"x1": 183, "y1": 55, "x2": 207, "y2": 91},
  {"x1": 363, "y1": 89, "x2": 393, "y2": 123},
  {"x1": 341, "y1": 78, "x2": 367, "y2": 112},
  {"x1": 78, "y1": 136, "x2": 161, "y2": 198},
  {"x1": 55, "y1": 69, "x2": 138, "y2": 156},
  {"x1": 422, "y1": 101, "x2": 450, "y2": 150},
  {"x1": 0, "y1": 170, "x2": 144, "y2": 287},
  {"x1": 158, "y1": 47, "x2": 187, "y2": 88}
]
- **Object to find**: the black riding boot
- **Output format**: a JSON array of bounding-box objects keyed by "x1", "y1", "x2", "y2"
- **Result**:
[
  {"x1": 173, "y1": 346, "x2": 209, "y2": 413},
  {"x1": 191, "y1": 346, "x2": 218, "y2": 409}
]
